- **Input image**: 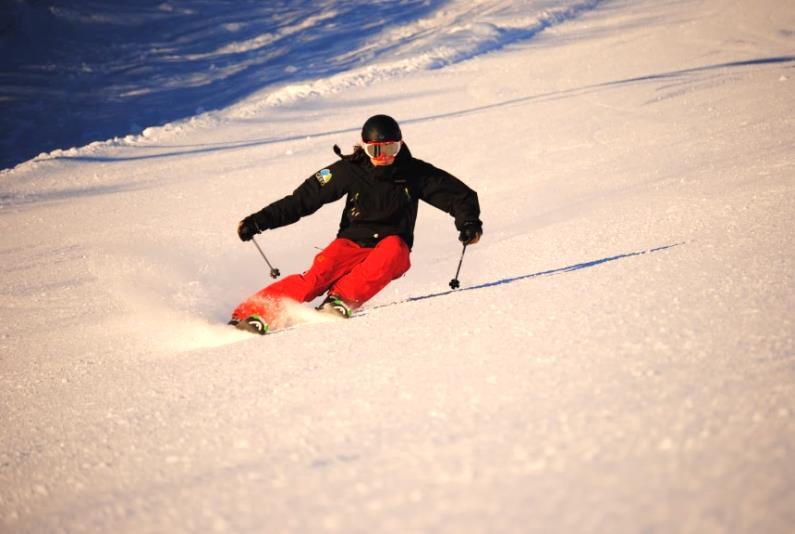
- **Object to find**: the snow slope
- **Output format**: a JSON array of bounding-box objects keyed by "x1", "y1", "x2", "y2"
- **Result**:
[{"x1": 1, "y1": 0, "x2": 794, "y2": 532}]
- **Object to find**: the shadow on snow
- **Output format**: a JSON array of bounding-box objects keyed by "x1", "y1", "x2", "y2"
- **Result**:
[
  {"x1": 2, "y1": 0, "x2": 607, "y2": 171},
  {"x1": 0, "y1": 0, "x2": 446, "y2": 170},
  {"x1": 265, "y1": 243, "x2": 682, "y2": 335},
  {"x1": 372, "y1": 242, "x2": 683, "y2": 310}
]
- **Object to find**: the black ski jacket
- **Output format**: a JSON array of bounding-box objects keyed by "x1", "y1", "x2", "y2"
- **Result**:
[{"x1": 246, "y1": 144, "x2": 481, "y2": 249}]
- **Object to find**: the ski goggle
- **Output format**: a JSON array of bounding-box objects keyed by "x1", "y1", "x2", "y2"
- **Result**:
[{"x1": 363, "y1": 141, "x2": 402, "y2": 158}]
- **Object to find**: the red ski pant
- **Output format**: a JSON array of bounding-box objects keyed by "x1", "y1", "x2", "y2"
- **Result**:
[{"x1": 232, "y1": 236, "x2": 410, "y2": 323}]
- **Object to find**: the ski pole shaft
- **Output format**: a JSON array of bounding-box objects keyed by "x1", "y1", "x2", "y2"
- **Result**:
[
  {"x1": 449, "y1": 244, "x2": 467, "y2": 290},
  {"x1": 251, "y1": 236, "x2": 281, "y2": 279}
]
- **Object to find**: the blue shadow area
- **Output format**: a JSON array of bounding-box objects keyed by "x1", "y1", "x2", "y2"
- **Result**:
[{"x1": 0, "y1": 0, "x2": 446, "y2": 170}]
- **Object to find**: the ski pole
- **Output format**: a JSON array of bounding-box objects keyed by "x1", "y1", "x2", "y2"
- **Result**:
[
  {"x1": 449, "y1": 244, "x2": 467, "y2": 290},
  {"x1": 251, "y1": 236, "x2": 281, "y2": 279}
]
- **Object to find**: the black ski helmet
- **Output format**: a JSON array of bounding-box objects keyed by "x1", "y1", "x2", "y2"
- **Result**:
[{"x1": 361, "y1": 114, "x2": 402, "y2": 142}]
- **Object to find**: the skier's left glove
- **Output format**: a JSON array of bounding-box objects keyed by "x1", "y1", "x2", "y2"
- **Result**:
[
  {"x1": 458, "y1": 222, "x2": 482, "y2": 245},
  {"x1": 237, "y1": 217, "x2": 262, "y2": 242}
]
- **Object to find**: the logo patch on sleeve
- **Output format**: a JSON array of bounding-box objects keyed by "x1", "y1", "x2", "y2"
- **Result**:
[{"x1": 315, "y1": 168, "x2": 333, "y2": 186}]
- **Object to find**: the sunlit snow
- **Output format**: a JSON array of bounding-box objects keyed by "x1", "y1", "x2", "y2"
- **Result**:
[{"x1": 1, "y1": 0, "x2": 793, "y2": 532}]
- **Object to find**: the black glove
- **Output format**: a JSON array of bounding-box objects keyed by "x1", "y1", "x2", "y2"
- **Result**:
[
  {"x1": 458, "y1": 222, "x2": 482, "y2": 245},
  {"x1": 237, "y1": 217, "x2": 262, "y2": 242}
]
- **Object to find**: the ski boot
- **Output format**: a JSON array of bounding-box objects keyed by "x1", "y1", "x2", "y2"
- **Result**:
[
  {"x1": 317, "y1": 295, "x2": 353, "y2": 319},
  {"x1": 229, "y1": 315, "x2": 269, "y2": 335}
]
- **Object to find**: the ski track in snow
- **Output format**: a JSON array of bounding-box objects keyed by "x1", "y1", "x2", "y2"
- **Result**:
[{"x1": 1, "y1": 0, "x2": 795, "y2": 532}]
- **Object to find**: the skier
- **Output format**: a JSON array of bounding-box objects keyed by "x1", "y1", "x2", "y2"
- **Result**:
[{"x1": 230, "y1": 114, "x2": 482, "y2": 334}]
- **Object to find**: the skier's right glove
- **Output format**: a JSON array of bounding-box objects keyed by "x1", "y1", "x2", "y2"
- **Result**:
[
  {"x1": 458, "y1": 222, "x2": 482, "y2": 245},
  {"x1": 237, "y1": 217, "x2": 262, "y2": 242}
]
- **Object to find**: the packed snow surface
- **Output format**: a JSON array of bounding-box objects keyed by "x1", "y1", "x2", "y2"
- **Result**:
[{"x1": 1, "y1": 0, "x2": 794, "y2": 532}]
